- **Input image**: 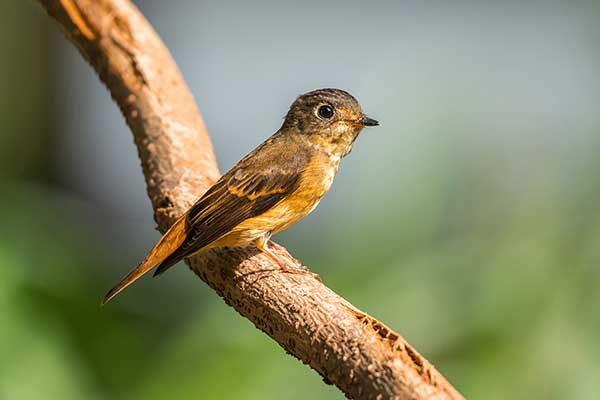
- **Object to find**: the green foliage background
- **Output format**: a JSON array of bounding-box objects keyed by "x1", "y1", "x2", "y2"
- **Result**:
[{"x1": 1, "y1": 1, "x2": 600, "y2": 399}]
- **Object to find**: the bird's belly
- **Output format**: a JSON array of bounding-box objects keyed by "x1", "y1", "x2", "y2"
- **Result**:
[
  {"x1": 244, "y1": 192, "x2": 323, "y2": 236},
  {"x1": 216, "y1": 188, "x2": 325, "y2": 249},
  {"x1": 266, "y1": 195, "x2": 323, "y2": 235}
]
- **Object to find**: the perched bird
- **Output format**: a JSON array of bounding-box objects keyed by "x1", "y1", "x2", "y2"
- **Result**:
[{"x1": 102, "y1": 88, "x2": 378, "y2": 304}]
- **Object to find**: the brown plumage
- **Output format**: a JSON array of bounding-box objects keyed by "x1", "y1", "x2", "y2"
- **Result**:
[{"x1": 102, "y1": 88, "x2": 378, "y2": 304}]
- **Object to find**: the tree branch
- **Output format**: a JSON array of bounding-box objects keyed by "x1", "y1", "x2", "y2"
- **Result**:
[{"x1": 38, "y1": 1, "x2": 464, "y2": 398}]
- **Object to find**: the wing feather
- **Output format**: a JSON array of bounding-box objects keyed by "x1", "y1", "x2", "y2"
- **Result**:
[
  {"x1": 181, "y1": 167, "x2": 301, "y2": 253},
  {"x1": 153, "y1": 136, "x2": 310, "y2": 276},
  {"x1": 154, "y1": 167, "x2": 302, "y2": 277},
  {"x1": 104, "y1": 134, "x2": 311, "y2": 297}
]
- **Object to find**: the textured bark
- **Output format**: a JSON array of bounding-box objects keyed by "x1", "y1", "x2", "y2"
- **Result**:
[{"x1": 38, "y1": 1, "x2": 465, "y2": 399}]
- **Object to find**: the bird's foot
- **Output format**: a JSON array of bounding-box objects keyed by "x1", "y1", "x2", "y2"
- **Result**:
[{"x1": 254, "y1": 236, "x2": 322, "y2": 281}]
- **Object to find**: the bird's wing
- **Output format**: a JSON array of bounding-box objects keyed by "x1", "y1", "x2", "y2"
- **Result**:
[
  {"x1": 188, "y1": 165, "x2": 302, "y2": 251},
  {"x1": 102, "y1": 138, "x2": 308, "y2": 304},
  {"x1": 150, "y1": 138, "x2": 312, "y2": 277}
]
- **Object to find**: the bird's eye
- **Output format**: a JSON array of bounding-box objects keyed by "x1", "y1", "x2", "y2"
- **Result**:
[{"x1": 317, "y1": 105, "x2": 334, "y2": 119}]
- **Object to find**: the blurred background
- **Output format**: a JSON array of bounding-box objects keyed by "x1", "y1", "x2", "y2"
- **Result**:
[{"x1": 2, "y1": 0, "x2": 600, "y2": 398}]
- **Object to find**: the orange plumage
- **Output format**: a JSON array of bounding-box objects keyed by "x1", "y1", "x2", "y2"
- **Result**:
[{"x1": 102, "y1": 88, "x2": 378, "y2": 304}]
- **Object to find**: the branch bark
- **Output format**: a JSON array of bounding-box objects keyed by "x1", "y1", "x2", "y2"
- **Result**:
[{"x1": 38, "y1": 1, "x2": 464, "y2": 399}]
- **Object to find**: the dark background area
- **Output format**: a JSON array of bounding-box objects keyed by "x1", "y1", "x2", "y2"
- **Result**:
[{"x1": 2, "y1": 1, "x2": 600, "y2": 398}]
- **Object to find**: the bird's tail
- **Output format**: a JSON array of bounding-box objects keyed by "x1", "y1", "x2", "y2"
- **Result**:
[{"x1": 102, "y1": 214, "x2": 188, "y2": 305}]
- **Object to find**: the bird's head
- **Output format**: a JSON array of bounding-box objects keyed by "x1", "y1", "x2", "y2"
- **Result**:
[{"x1": 282, "y1": 88, "x2": 378, "y2": 157}]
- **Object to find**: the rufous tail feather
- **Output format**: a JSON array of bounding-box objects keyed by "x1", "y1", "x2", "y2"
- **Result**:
[{"x1": 102, "y1": 214, "x2": 188, "y2": 305}]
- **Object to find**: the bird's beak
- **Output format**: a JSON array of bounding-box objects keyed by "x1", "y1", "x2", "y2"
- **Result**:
[{"x1": 355, "y1": 116, "x2": 379, "y2": 127}]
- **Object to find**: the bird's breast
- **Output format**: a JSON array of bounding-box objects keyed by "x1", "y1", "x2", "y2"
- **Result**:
[{"x1": 268, "y1": 153, "x2": 340, "y2": 234}]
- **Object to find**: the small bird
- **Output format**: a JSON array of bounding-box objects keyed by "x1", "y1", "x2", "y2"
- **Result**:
[{"x1": 102, "y1": 88, "x2": 378, "y2": 304}]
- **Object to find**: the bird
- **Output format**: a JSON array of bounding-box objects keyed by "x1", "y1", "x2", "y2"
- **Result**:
[{"x1": 102, "y1": 88, "x2": 378, "y2": 304}]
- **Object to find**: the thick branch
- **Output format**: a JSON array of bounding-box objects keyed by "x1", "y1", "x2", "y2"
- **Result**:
[{"x1": 38, "y1": 1, "x2": 464, "y2": 398}]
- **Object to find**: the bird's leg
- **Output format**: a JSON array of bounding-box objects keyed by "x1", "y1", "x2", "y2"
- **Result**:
[{"x1": 254, "y1": 233, "x2": 302, "y2": 274}]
